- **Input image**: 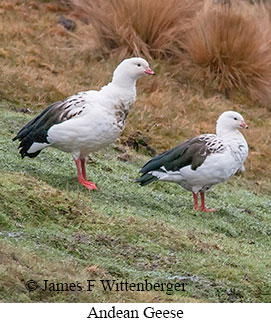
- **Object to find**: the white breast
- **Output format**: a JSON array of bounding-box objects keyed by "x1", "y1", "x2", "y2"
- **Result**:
[
  {"x1": 47, "y1": 85, "x2": 136, "y2": 157},
  {"x1": 152, "y1": 138, "x2": 248, "y2": 194}
]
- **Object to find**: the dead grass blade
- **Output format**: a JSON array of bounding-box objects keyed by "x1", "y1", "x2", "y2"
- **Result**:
[
  {"x1": 70, "y1": 0, "x2": 202, "y2": 60},
  {"x1": 181, "y1": 0, "x2": 271, "y2": 104}
]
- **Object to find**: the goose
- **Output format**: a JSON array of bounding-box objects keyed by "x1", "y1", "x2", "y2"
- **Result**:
[
  {"x1": 136, "y1": 111, "x2": 248, "y2": 212},
  {"x1": 13, "y1": 57, "x2": 155, "y2": 190}
]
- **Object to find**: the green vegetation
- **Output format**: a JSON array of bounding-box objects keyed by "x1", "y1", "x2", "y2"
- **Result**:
[
  {"x1": 0, "y1": 0, "x2": 270, "y2": 303},
  {"x1": 1, "y1": 105, "x2": 271, "y2": 303}
]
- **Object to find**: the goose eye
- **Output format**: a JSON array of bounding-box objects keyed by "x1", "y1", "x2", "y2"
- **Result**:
[
  {"x1": 137, "y1": 64, "x2": 141, "y2": 67},
  {"x1": 234, "y1": 117, "x2": 237, "y2": 120}
]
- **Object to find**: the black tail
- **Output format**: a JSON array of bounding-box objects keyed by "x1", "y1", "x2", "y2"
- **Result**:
[
  {"x1": 136, "y1": 173, "x2": 158, "y2": 186},
  {"x1": 13, "y1": 121, "x2": 44, "y2": 159},
  {"x1": 13, "y1": 128, "x2": 43, "y2": 158},
  {"x1": 13, "y1": 102, "x2": 61, "y2": 158},
  {"x1": 16, "y1": 138, "x2": 42, "y2": 159}
]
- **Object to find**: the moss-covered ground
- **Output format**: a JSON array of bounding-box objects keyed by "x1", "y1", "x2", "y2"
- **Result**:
[{"x1": 1, "y1": 105, "x2": 270, "y2": 303}]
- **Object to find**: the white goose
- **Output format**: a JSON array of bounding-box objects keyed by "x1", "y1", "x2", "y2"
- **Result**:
[
  {"x1": 137, "y1": 111, "x2": 248, "y2": 212},
  {"x1": 13, "y1": 57, "x2": 155, "y2": 190}
]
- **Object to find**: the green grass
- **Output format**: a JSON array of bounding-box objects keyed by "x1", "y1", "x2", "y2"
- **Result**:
[{"x1": 0, "y1": 102, "x2": 271, "y2": 303}]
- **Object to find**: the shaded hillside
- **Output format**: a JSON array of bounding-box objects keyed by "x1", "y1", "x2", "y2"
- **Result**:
[{"x1": 1, "y1": 106, "x2": 271, "y2": 302}]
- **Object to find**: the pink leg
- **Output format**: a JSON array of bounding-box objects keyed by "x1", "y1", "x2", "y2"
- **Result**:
[
  {"x1": 80, "y1": 158, "x2": 87, "y2": 180},
  {"x1": 74, "y1": 158, "x2": 98, "y2": 190},
  {"x1": 193, "y1": 192, "x2": 199, "y2": 211},
  {"x1": 200, "y1": 192, "x2": 216, "y2": 212}
]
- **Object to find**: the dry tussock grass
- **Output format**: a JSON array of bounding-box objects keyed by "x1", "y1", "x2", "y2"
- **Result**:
[
  {"x1": 0, "y1": 0, "x2": 270, "y2": 192},
  {"x1": 70, "y1": 0, "x2": 202, "y2": 60},
  {"x1": 69, "y1": 0, "x2": 271, "y2": 106},
  {"x1": 0, "y1": 0, "x2": 109, "y2": 107},
  {"x1": 125, "y1": 83, "x2": 271, "y2": 193},
  {"x1": 182, "y1": 0, "x2": 271, "y2": 104}
]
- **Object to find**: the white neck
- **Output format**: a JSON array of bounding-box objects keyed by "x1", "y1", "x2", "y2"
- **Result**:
[
  {"x1": 111, "y1": 74, "x2": 137, "y2": 91},
  {"x1": 99, "y1": 77, "x2": 137, "y2": 110},
  {"x1": 216, "y1": 126, "x2": 240, "y2": 138},
  {"x1": 216, "y1": 126, "x2": 247, "y2": 153}
]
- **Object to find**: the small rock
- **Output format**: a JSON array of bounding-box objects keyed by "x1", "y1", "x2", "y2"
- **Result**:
[
  {"x1": 17, "y1": 108, "x2": 32, "y2": 114},
  {"x1": 126, "y1": 131, "x2": 156, "y2": 156},
  {"x1": 58, "y1": 15, "x2": 76, "y2": 32},
  {"x1": 240, "y1": 208, "x2": 252, "y2": 214},
  {"x1": 117, "y1": 153, "x2": 131, "y2": 162},
  {"x1": 168, "y1": 275, "x2": 199, "y2": 283}
]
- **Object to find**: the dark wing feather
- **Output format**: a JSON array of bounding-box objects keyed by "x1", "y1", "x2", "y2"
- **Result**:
[
  {"x1": 139, "y1": 140, "x2": 191, "y2": 174},
  {"x1": 137, "y1": 136, "x2": 213, "y2": 186},
  {"x1": 140, "y1": 136, "x2": 211, "y2": 174},
  {"x1": 13, "y1": 95, "x2": 86, "y2": 158},
  {"x1": 137, "y1": 135, "x2": 227, "y2": 186},
  {"x1": 13, "y1": 101, "x2": 62, "y2": 142}
]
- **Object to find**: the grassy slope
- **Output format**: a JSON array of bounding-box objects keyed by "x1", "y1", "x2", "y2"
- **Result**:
[
  {"x1": 1, "y1": 104, "x2": 271, "y2": 303},
  {"x1": 0, "y1": 0, "x2": 271, "y2": 304}
]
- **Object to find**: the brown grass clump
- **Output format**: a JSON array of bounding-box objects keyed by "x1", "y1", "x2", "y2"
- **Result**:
[
  {"x1": 181, "y1": 0, "x2": 271, "y2": 104},
  {"x1": 0, "y1": 0, "x2": 109, "y2": 108},
  {"x1": 0, "y1": 0, "x2": 270, "y2": 192},
  {"x1": 70, "y1": 0, "x2": 202, "y2": 59}
]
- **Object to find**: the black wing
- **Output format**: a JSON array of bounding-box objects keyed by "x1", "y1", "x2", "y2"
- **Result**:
[
  {"x1": 140, "y1": 136, "x2": 212, "y2": 173},
  {"x1": 13, "y1": 94, "x2": 86, "y2": 158},
  {"x1": 136, "y1": 136, "x2": 214, "y2": 186}
]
